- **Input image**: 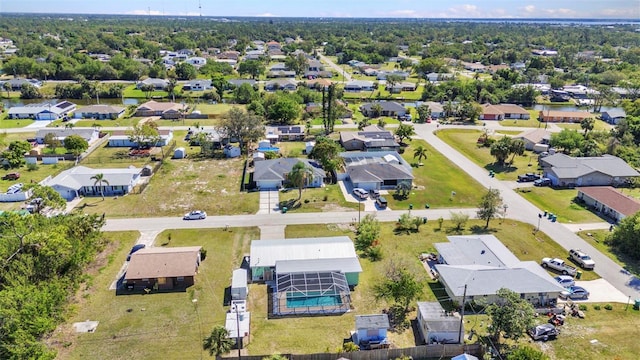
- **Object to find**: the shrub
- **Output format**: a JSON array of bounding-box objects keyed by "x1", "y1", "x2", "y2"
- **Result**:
[
  {"x1": 593, "y1": 304, "x2": 601, "y2": 310},
  {"x1": 27, "y1": 163, "x2": 39, "y2": 171},
  {"x1": 579, "y1": 304, "x2": 587, "y2": 311},
  {"x1": 604, "y1": 304, "x2": 613, "y2": 310},
  {"x1": 200, "y1": 248, "x2": 207, "y2": 260}
]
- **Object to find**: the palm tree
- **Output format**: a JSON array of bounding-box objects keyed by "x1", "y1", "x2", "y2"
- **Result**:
[
  {"x1": 287, "y1": 161, "x2": 313, "y2": 202},
  {"x1": 90, "y1": 173, "x2": 109, "y2": 200},
  {"x1": 167, "y1": 78, "x2": 178, "y2": 102},
  {"x1": 203, "y1": 326, "x2": 234, "y2": 359},
  {"x1": 413, "y1": 145, "x2": 428, "y2": 165},
  {"x1": 2, "y1": 82, "x2": 11, "y2": 99},
  {"x1": 580, "y1": 117, "x2": 595, "y2": 137}
]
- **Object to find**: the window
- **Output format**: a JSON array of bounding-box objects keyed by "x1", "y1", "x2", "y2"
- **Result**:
[{"x1": 177, "y1": 276, "x2": 184, "y2": 282}]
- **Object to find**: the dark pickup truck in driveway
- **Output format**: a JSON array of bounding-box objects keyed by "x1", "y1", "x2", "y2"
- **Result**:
[{"x1": 517, "y1": 173, "x2": 540, "y2": 182}]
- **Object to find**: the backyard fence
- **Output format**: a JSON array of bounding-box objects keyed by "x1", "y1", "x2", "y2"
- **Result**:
[
  {"x1": 231, "y1": 344, "x2": 483, "y2": 360},
  {"x1": 129, "y1": 141, "x2": 177, "y2": 195}
]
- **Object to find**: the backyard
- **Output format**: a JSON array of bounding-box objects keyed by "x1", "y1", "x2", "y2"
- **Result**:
[{"x1": 387, "y1": 139, "x2": 487, "y2": 209}]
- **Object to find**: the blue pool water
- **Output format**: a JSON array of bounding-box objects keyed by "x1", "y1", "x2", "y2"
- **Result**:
[
  {"x1": 286, "y1": 295, "x2": 341, "y2": 308},
  {"x1": 257, "y1": 147, "x2": 280, "y2": 152}
]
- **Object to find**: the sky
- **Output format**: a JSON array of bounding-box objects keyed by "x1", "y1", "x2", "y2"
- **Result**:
[{"x1": 0, "y1": 0, "x2": 639, "y2": 19}]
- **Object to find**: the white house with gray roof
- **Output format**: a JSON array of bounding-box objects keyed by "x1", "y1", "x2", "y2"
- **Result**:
[
  {"x1": 360, "y1": 101, "x2": 406, "y2": 118},
  {"x1": 341, "y1": 151, "x2": 413, "y2": 191},
  {"x1": 433, "y1": 235, "x2": 565, "y2": 307},
  {"x1": 252, "y1": 158, "x2": 325, "y2": 190},
  {"x1": 44, "y1": 166, "x2": 143, "y2": 201},
  {"x1": 8, "y1": 101, "x2": 76, "y2": 120},
  {"x1": 35, "y1": 128, "x2": 100, "y2": 145},
  {"x1": 540, "y1": 153, "x2": 639, "y2": 187}
]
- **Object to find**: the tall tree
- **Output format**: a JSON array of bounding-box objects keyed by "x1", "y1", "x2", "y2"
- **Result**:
[
  {"x1": 373, "y1": 260, "x2": 423, "y2": 311},
  {"x1": 43, "y1": 132, "x2": 61, "y2": 154},
  {"x1": 413, "y1": 145, "x2": 428, "y2": 164},
  {"x1": 266, "y1": 96, "x2": 301, "y2": 125},
  {"x1": 395, "y1": 123, "x2": 415, "y2": 144},
  {"x1": 90, "y1": 173, "x2": 109, "y2": 200},
  {"x1": 416, "y1": 104, "x2": 431, "y2": 123},
  {"x1": 237, "y1": 60, "x2": 265, "y2": 79},
  {"x1": 608, "y1": 211, "x2": 640, "y2": 260},
  {"x1": 127, "y1": 123, "x2": 160, "y2": 149},
  {"x1": 309, "y1": 137, "x2": 342, "y2": 183},
  {"x1": 167, "y1": 78, "x2": 178, "y2": 102},
  {"x1": 64, "y1": 134, "x2": 89, "y2": 158},
  {"x1": 2, "y1": 140, "x2": 32, "y2": 168},
  {"x1": 202, "y1": 326, "x2": 234, "y2": 359},
  {"x1": 2, "y1": 81, "x2": 11, "y2": 98},
  {"x1": 550, "y1": 129, "x2": 584, "y2": 154},
  {"x1": 508, "y1": 138, "x2": 526, "y2": 164},
  {"x1": 580, "y1": 117, "x2": 595, "y2": 137},
  {"x1": 490, "y1": 136, "x2": 512, "y2": 165},
  {"x1": 486, "y1": 288, "x2": 535, "y2": 349},
  {"x1": 477, "y1": 188, "x2": 503, "y2": 229},
  {"x1": 287, "y1": 161, "x2": 313, "y2": 201},
  {"x1": 24, "y1": 184, "x2": 66, "y2": 213},
  {"x1": 215, "y1": 108, "x2": 265, "y2": 154}
]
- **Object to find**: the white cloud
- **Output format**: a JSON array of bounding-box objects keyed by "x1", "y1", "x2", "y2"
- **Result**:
[
  {"x1": 256, "y1": 12, "x2": 276, "y2": 17},
  {"x1": 389, "y1": 9, "x2": 419, "y2": 17},
  {"x1": 128, "y1": 10, "x2": 164, "y2": 16},
  {"x1": 524, "y1": 5, "x2": 536, "y2": 13}
]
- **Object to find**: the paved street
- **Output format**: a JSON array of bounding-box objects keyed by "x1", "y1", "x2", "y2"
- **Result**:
[{"x1": 317, "y1": 52, "x2": 351, "y2": 82}]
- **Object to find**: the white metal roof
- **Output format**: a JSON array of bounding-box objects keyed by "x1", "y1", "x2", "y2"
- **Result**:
[
  {"x1": 276, "y1": 258, "x2": 362, "y2": 274},
  {"x1": 250, "y1": 236, "x2": 357, "y2": 268}
]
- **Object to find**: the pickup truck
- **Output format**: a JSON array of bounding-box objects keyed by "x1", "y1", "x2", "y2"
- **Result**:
[
  {"x1": 541, "y1": 257, "x2": 577, "y2": 276},
  {"x1": 569, "y1": 249, "x2": 595, "y2": 269}
]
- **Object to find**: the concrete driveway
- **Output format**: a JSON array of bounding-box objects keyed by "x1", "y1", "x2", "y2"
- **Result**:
[
  {"x1": 337, "y1": 180, "x2": 391, "y2": 212},
  {"x1": 567, "y1": 279, "x2": 632, "y2": 303},
  {"x1": 257, "y1": 190, "x2": 280, "y2": 214}
]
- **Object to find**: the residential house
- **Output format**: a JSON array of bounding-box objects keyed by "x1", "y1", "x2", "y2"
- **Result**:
[
  {"x1": 418, "y1": 101, "x2": 445, "y2": 118},
  {"x1": 136, "y1": 78, "x2": 169, "y2": 90},
  {"x1": 35, "y1": 128, "x2": 100, "y2": 146},
  {"x1": 434, "y1": 235, "x2": 565, "y2": 307},
  {"x1": 44, "y1": 166, "x2": 143, "y2": 201},
  {"x1": 341, "y1": 151, "x2": 414, "y2": 190},
  {"x1": 135, "y1": 101, "x2": 187, "y2": 119},
  {"x1": 417, "y1": 302, "x2": 463, "y2": 344},
  {"x1": 515, "y1": 128, "x2": 551, "y2": 152},
  {"x1": 462, "y1": 62, "x2": 486, "y2": 72},
  {"x1": 217, "y1": 51, "x2": 240, "y2": 61},
  {"x1": 108, "y1": 129, "x2": 174, "y2": 147},
  {"x1": 303, "y1": 70, "x2": 333, "y2": 79},
  {"x1": 8, "y1": 101, "x2": 76, "y2": 120},
  {"x1": 577, "y1": 187, "x2": 640, "y2": 223},
  {"x1": 214, "y1": 58, "x2": 237, "y2": 66},
  {"x1": 123, "y1": 246, "x2": 202, "y2": 291},
  {"x1": 385, "y1": 81, "x2": 416, "y2": 93},
  {"x1": 540, "y1": 153, "x2": 640, "y2": 187},
  {"x1": 305, "y1": 78, "x2": 334, "y2": 90},
  {"x1": 340, "y1": 125, "x2": 399, "y2": 151},
  {"x1": 227, "y1": 79, "x2": 257, "y2": 88},
  {"x1": 182, "y1": 79, "x2": 213, "y2": 91},
  {"x1": 265, "y1": 125, "x2": 305, "y2": 141},
  {"x1": 265, "y1": 79, "x2": 297, "y2": 91},
  {"x1": 267, "y1": 70, "x2": 296, "y2": 78},
  {"x1": 269, "y1": 63, "x2": 288, "y2": 71},
  {"x1": 532, "y1": 49, "x2": 558, "y2": 56},
  {"x1": 185, "y1": 57, "x2": 207, "y2": 68},
  {"x1": 376, "y1": 70, "x2": 409, "y2": 81},
  {"x1": 601, "y1": 109, "x2": 626, "y2": 125},
  {"x1": 249, "y1": 236, "x2": 361, "y2": 315},
  {"x1": 480, "y1": 103, "x2": 530, "y2": 120},
  {"x1": 425, "y1": 73, "x2": 454, "y2": 83},
  {"x1": 538, "y1": 110, "x2": 594, "y2": 123},
  {"x1": 307, "y1": 59, "x2": 324, "y2": 72},
  {"x1": 266, "y1": 41, "x2": 282, "y2": 52},
  {"x1": 352, "y1": 315, "x2": 390, "y2": 349},
  {"x1": 359, "y1": 101, "x2": 406, "y2": 118},
  {"x1": 252, "y1": 158, "x2": 325, "y2": 190},
  {"x1": 74, "y1": 104, "x2": 125, "y2": 119},
  {"x1": 487, "y1": 64, "x2": 509, "y2": 74},
  {"x1": 2, "y1": 78, "x2": 42, "y2": 90},
  {"x1": 244, "y1": 49, "x2": 265, "y2": 61},
  {"x1": 345, "y1": 80, "x2": 375, "y2": 92}
]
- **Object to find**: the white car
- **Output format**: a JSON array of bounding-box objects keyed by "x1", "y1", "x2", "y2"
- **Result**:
[
  {"x1": 352, "y1": 188, "x2": 368, "y2": 200},
  {"x1": 183, "y1": 210, "x2": 207, "y2": 220},
  {"x1": 554, "y1": 275, "x2": 575, "y2": 288}
]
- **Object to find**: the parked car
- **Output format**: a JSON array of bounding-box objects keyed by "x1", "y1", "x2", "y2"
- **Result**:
[
  {"x1": 369, "y1": 189, "x2": 380, "y2": 199},
  {"x1": 183, "y1": 210, "x2": 207, "y2": 220},
  {"x1": 554, "y1": 275, "x2": 575, "y2": 288},
  {"x1": 541, "y1": 257, "x2": 577, "y2": 276},
  {"x1": 534, "y1": 178, "x2": 552, "y2": 186},
  {"x1": 2, "y1": 172, "x2": 20, "y2": 180},
  {"x1": 126, "y1": 244, "x2": 146, "y2": 261},
  {"x1": 376, "y1": 196, "x2": 388, "y2": 209},
  {"x1": 352, "y1": 188, "x2": 368, "y2": 200},
  {"x1": 569, "y1": 249, "x2": 595, "y2": 269},
  {"x1": 6, "y1": 183, "x2": 24, "y2": 194},
  {"x1": 528, "y1": 324, "x2": 559, "y2": 341},
  {"x1": 560, "y1": 286, "x2": 590, "y2": 300},
  {"x1": 517, "y1": 173, "x2": 541, "y2": 182}
]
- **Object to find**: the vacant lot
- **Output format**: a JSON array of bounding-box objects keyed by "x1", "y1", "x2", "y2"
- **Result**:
[
  {"x1": 75, "y1": 156, "x2": 259, "y2": 218},
  {"x1": 387, "y1": 139, "x2": 486, "y2": 209},
  {"x1": 497, "y1": 110, "x2": 541, "y2": 128},
  {"x1": 53, "y1": 228, "x2": 258, "y2": 360},
  {"x1": 278, "y1": 185, "x2": 358, "y2": 213},
  {"x1": 516, "y1": 187, "x2": 603, "y2": 223},
  {"x1": 437, "y1": 129, "x2": 541, "y2": 181},
  {"x1": 577, "y1": 230, "x2": 640, "y2": 276}
]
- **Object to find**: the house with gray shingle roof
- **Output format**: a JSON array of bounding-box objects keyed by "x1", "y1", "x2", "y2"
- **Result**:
[
  {"x1": 601, "y1": 109, "x2": 626, "y2": 125},
  {"x1": 433, "y1": 235, "x2": 565, "y2": 306},
  {"x1": 540, "y1": 153, "x2": 640, "y2": 187},
  {"x1": 74, "y1": 104, "x2": 125, "y2": 119},
  {"x1": 340, "y1": 125, "x2": 399, "y2": 151},
  {"x1": 44, "y1": 165, "x2": 143, "y2": 201},
  {"x1": 253, "y1": 158, "x2": 325, "y2": 190},
  {"x1": 359, "y1": 101, "x2": 406, "y2": 118},
  {"x1": 341, "y1": 151, "x2": 413, "y2": 191}
]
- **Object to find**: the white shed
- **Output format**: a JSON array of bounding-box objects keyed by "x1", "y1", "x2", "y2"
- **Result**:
[
  {"x1": 417, "y1": 301, "x2": 463, "y2": 344},
  {"x1": 224, "y1": 145, "x2": 241, "y2": 158},
  {"x1": 305, "y1": 141, "x2": 315, "y2": 155},
  {"x1": 258, "y1": 139, "x2": 271, "y2": 149},
  {"x1": 174, "y1": 147, "x2": 186, "y2": 159},
  {"x1": 231, "y1": 269, "x2": 248, "y2": 300},
  {"x1": 253, "y1": 152, "x2": 266, "y2": 162}
]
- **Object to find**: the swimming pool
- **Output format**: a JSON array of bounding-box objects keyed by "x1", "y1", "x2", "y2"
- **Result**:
[
  {"x1": 286, "y1": 294, "x2": 342, "y2": 308},
  {"x1": 257, "y1": 147, "x2": 280, "y2": 152}
]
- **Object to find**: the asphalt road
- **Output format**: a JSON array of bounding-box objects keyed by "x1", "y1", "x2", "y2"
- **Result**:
[{"x1": 316, "y1": 51, "x2": 352, "y2": 82}]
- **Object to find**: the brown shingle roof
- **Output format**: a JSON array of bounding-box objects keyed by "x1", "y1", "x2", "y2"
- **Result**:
[
  {"x1": 125, "y1": 246, "x2": 201, "y2": 280},
  {"x1": 578, "y1": 187, "x2": 640, "y2": 216}
]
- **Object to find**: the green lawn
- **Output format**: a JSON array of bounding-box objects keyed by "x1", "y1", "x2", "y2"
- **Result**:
[
  {"x1": 278, "y1": 185, "x2": 358, "y2": 213},
  {"x1": 385, "y1": 139, "x2": 485, "y2": 210},
  {"x1": 497, "y1": 110, "x2": 541, "y2": 128},
  {"x1": 122, "y1": 85, "x2": 168, "y2": 98},
  {"x1": 577, "y1": 230, "x2": 640, "y2": 276},
  {"x1": 555, "y1": 120, "x2": 612, "y2": 131},
  {"x1": 276, "y1": 141, "x2": 307, "y2": 157},
  {"x1": 515, "y1": 187, "x2": 604, "y2": 223},
  {"x1": 0, "y1": 118, "x2": 35, "y2": 128},
  {"x1": 53, "y1": 228, "x2": 259, "y2": 360},
  {"x1": 73, "y1": 118, "x2": 142, "y2": 128},
  {"x1": 192, "y1": 103, "x2": 242, "y2": 115},
  {"x1": 436, "y1": 129, "x2": 541, "y2": 181}
]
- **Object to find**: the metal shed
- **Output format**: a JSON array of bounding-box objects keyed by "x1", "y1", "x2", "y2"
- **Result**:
[{"x1": 231, "y1": 268, "x2": 248, "y2": 300}]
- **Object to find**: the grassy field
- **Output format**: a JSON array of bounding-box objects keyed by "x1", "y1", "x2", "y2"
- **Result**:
[
  {"x1": 52, "y1": 228, "x2": 258, "y2": 360},
  {"x1": 74, "y1": 155, "x2": 259, "y2": 218},
  {"x1": 555, "y1": 119, "x2": 612, "y2": 131},
  {"x1": 276, "y1": 141, "x2": 307, "y2": 157},
  {"x1": 193, "y1": 103, "x2": 241, "y2": 115},
  {"x1": 73, "y1": 118, "x2": 142, "y2": 128},
  {"x1": 385, "y1": 139, "x2": 486, "y2": 209},
  {"x1": 278, "y1": 185, "x2": 358, "y2": 213},
  {"x1": 497, "y1": 110, "x2": 542, "y2": 128},
  {"x1": 0, "y1": 118, "x2": 35, "y2": 128},
  {"x1": 436, "y1": 129, "x2": 542, "y2": 181},
  {"x1": 122, "y1": 85, "x2": 168, "y2": 98},
  {"x1": 515, "y1": 187, "x2": 604, "y2": 223},
  {"x1": 577, "y1": 230, "x2": 640, "y2": 276}
]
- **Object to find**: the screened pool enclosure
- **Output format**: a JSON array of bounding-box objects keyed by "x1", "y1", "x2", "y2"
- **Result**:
[{"x1": 273, "y1": 271, "x2": 352, "y2": 315}]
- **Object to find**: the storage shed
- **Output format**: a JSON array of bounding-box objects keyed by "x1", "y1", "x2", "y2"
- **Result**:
[
  {"x1": 353, "y1": 314, "x2": 390, "y2": 349},
  {"x1": 417, "y1": 302, "x2": 463, "y2": 344},
  {"x1": 231, "y1": 269, "x2": 248, "y2": 300},
  {"x1": 174, "y1": 147, "x2": 186, "y2": 159}
]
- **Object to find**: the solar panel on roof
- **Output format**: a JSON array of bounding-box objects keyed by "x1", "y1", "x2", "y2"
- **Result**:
[{"x1": 56, "y1": 101, "x2": 73, "y2": 109}]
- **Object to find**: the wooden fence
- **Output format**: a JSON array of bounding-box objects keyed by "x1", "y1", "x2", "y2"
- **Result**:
[{"x1": 230, "y1": 344, "x2": 483, "y2": 360}]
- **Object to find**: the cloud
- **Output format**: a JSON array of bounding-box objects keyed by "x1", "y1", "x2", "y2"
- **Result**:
[
  {"x1": 523, "y1": 5, "x2": 536, "y2": 14},
  {"x1": 128, "y1": 9, "x2": 164, "y2": 16},
  {"x1": 255, "y1": 12, "x2": 276, "y2": 17},
  {"x1": 389, "y1": 10, "x2": 419, "y2": 17}
]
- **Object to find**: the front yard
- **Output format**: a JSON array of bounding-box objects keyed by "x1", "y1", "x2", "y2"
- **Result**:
[
  {"x1": 277, "y1": 185, "x2": 358, "y2": 213},
  {"x1": 515, "y1": 187, "x2": 604, "y2": 224},
  {"x1": 577, "y1": 230, "x2": 640, "y2": 276}
]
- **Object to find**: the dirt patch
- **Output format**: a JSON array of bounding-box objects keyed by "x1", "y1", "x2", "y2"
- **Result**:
[{"x1": 321, "y1": 203, "x2": 355, "y2": 212}]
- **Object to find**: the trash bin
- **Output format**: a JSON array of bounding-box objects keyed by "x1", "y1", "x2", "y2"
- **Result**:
[
  {"x1": 551, "y1": 215, "x2": 557, "y2": 222},
  {"x1": 282, "y1": 207, "x2": 287, "y2": 213},
  {"x1": 634, "y1": 299, "x2": 640, "y2": 310},
  {"x1": 425, "y1": 204, "x2": 430, "y2": 209},
  {"x1": 544, "y1": 210, "x2": 548, "y2": 216},
  {"x1": 548, "y1": 212, "x2": 554, "y2": 219},
  {"x1": 576, "y1": 271, "x2": 582, "y2": 279},
  {"x1": 422, "y1": 217, "x2": 428, "y2": 224}
]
